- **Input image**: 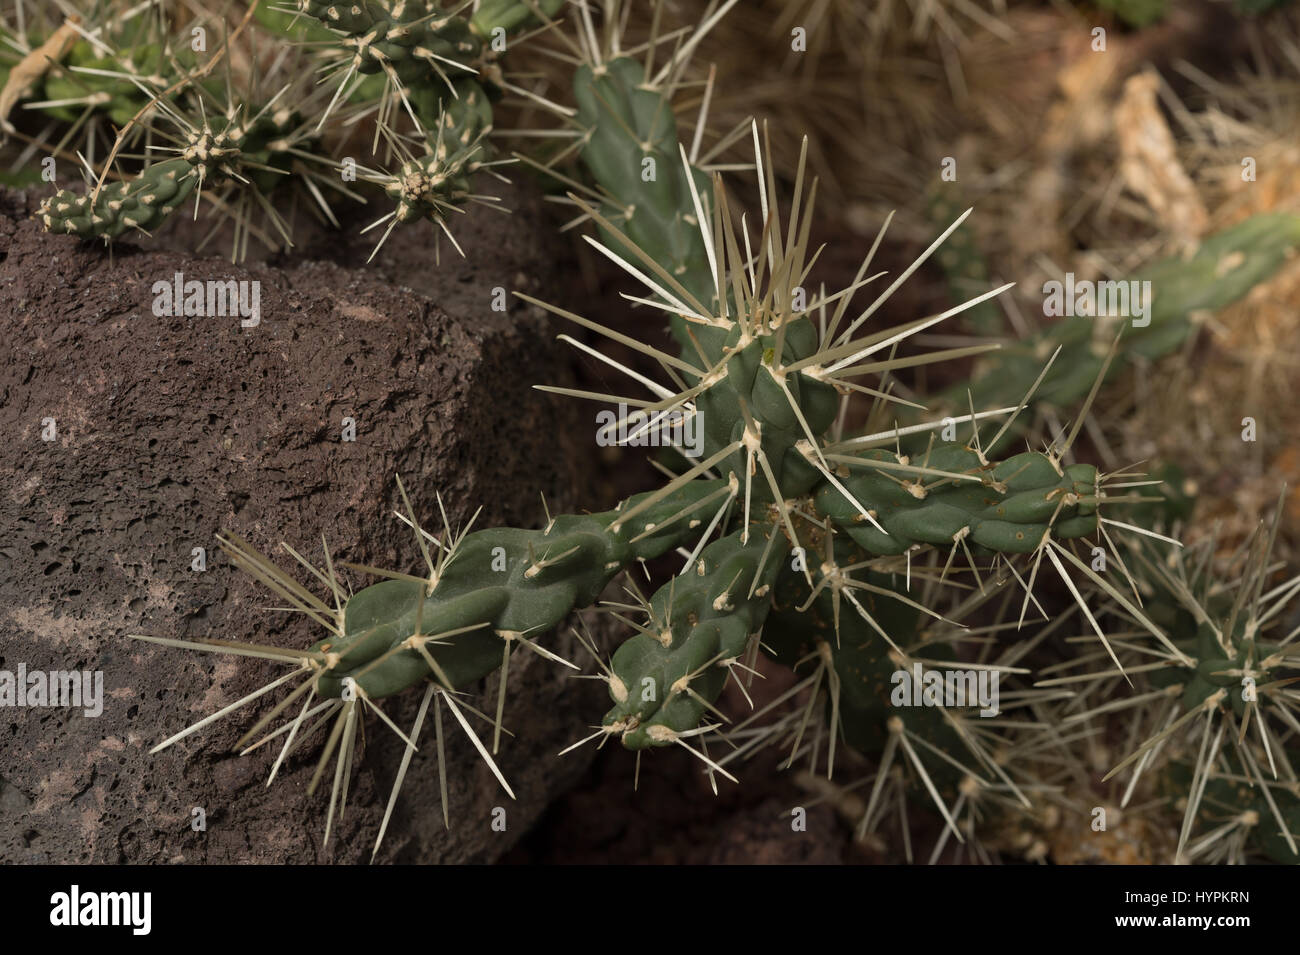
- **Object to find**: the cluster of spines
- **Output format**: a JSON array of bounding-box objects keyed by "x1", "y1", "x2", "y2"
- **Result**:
[{"x1": 20, "y1": 1, "x2": 561, "y2": 253}]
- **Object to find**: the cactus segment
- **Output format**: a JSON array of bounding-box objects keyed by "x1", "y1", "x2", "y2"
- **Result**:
[
  {"x1": 936, "y1": 213, "x2": 1300, "y2": 419},
  {"x1": 383, "y1": 78, "x2": 494, "y2": 223},
  {"x1": 39, "y1": 44, "x2": 177, "y2": 129},
  {"x1": 815, "y1": 444, "x2": 1099, "y2": 557},
  {"x1": 571, "y1": 57, "x2": 714, "y2": 312},
  {"x1": 36, "y1": 108, "x2": 317, "y2": 240},
  {"x1": 470, "y1": 0, "x2": 567, "y2": 36},
  {"x1": 1155, "y1": 619, "x2": 1289, "y2": 718},
  {"x1": 693, "y1": 318, "x2": 841, "y2": 501},
  {"x1": 764, "y1": 558, "x2": 973, "y2": 798},
  {"x1": 297, "y1": 0, "x2": 483, "y2": 86},
  {"x1": 603, "y1": 527, "x2": 787, "y2": 749},
  {"x1": 303, "y1": 479, "x2": 730, "y2": 700},
  {"x1": 1165, "y1": 762, "x2": 1300, "y2": 865},
  {"x1": 38, "y1": 157, "x2": 198, "y2": 238}
]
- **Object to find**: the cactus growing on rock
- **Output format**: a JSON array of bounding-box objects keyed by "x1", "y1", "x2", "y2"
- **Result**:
[
  {"x1": 17, "y1": 0, "x2": 1296, "y2": 864},
  {"x1": 135, "y1": 107, "x2": 1179, "y2": 858}
]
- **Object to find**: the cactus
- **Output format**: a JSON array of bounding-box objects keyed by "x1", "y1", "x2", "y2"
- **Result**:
[
  {"x1": 1047, "y1": 501, "x2": 1300, "y2": 864},
  {"x1": 38, "y1": 156, "x2": 196, "y2": 237},
  {"x1": 134, "y1": 90, "x2": 1169, "y2": 858},
  {"x1": 16, "y1": 0, "x2": 1294, "y2": 864},
  {"x1": 21, "y1": 6, "x2": 348, "y2": 256},
  {"x1": 291, "y1": 477, "x2": 729, "y2": 702},
  {"x1": 21, "y1": 0, "x2": 562, "y2": 257},
  {"x1": 37, "y1": 92, "x2": 340, "y2": 250},
  {"x1": 923, "y1": 212, "x2": 1300, "y2": 434},
  {"x1": 604, "y1": 527, "x2": 785, "y2": 751},
  {"x1": 816, "y1": 446, "x2": 1101, "y2": 555},
  {"x1": 570, "y1": 55, "x2": 713, "y2": 307},
  {"x1": 135, "y1": 477, "x2": 726, "y2": 849}
]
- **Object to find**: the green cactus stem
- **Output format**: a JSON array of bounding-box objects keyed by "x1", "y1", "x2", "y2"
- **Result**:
[
  {"x1": 604, "y1": 527, "x2": 786, "y2": 750},
  {"x1": 38, "y1": 156, "x2": 197, "y2": 238},
  {"x1": 931, "y1": 213, "x2": 1300, "y2": 423}
]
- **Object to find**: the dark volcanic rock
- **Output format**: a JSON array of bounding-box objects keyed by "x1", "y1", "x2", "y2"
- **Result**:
[{"x1": 0, "y1": 183, "x2": 605, "y2": 863}]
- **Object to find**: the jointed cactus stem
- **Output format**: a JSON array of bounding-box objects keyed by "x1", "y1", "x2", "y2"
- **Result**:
[
  {"x1": 1046, "y1": 496, "x2": 1300, "y2": 863},
  {"x1": 33, "y1": 25, "x2": 352, "y2": 253},
  {"x1": 924, "y1": 212, "x2": 1300, "y2": 441},
  {"x1": 130, "y1": 476, "x2": 727, "y2": 851},
  {"x1": 39, "y1": 155, "x2": 197, "y2": 238}
]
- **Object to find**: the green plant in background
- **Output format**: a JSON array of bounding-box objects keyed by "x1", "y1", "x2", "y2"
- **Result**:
[
  {"x1": 1092, "y1": 0, "x2": 1294, "y2": 26},
  {"x1": 1093, "y1": 0, "x2": 1169, "y2": 28},
  {"x1": 931, "y1": 213, "x2": 1300, "y2": 423},
  {"x1": 32, "y1": 10, "x2": 192, "y2": 132},
  {"x1": 1035, "y1": 496, "x2": 1300, "y2": 864},
  {"x1": 24, "y1": 0, "x2": 1296, "y2": 863},
  {"x1": 919, "y1": 174, "x2": 1300, "y2": 442},
  {"x1": 18, "y1": 0, "x2": 564, "y2": 257}
]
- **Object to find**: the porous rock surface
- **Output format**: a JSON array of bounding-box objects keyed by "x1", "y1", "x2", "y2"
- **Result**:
[{"x1": 0, "y1": 183, "x2": 605, "y2": 863}]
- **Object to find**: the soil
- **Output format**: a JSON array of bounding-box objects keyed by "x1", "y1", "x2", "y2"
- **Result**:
[
  {"x1": 0, "y1": 180, "x2": 610, "y2": 863},
  {"x1": 504, "y1": 744, "x2": 852, "y2": 865}
]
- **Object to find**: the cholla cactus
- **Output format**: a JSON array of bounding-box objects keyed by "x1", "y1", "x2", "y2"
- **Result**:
[
  {"x1": 38, "y1": 98, "x2": 334, "y2": 245},
  {"x1": 133, "y1": 111, "x2": 1171, "y2": 859},
  {"x1": 1036, "y1": 497, "x2": 1300, "y2": 864},
  {"x1": 21, "y1": 0, "x2": 1298, "y2": 865},
  {"x1": 17, "y1": 0, "x2": 563, "y2": 257},
  {"x1": 18, "y1": 2, "x2": 351, "y2": 256}
]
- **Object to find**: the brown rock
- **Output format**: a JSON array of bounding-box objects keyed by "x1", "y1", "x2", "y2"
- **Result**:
[{"x1": 0, "y1": 183, "x2": 605, "y2": 863}]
